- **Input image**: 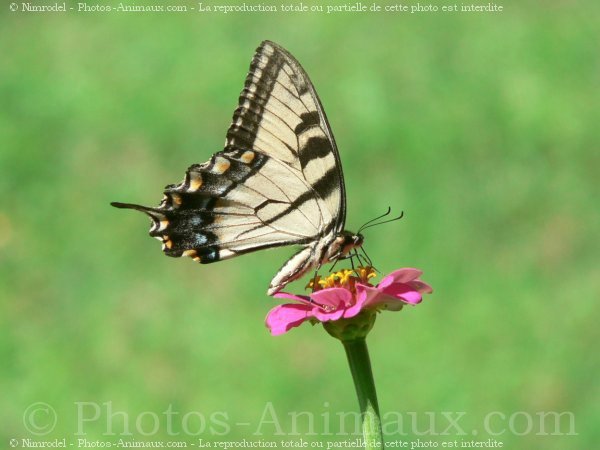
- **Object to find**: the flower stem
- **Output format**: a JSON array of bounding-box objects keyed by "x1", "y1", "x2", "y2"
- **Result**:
[{"x1": 342, "y1": 338, "x2": 384, "y2": 450}]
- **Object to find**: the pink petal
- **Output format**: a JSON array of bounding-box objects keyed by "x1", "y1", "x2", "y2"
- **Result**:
[
  {"x1": 357, "y1": 284, "x2": 404, "y2": 311},
  {"x1": 273, "y1": 292, "x2": 312, "y2": 305},
  {"x1": 356, "y1": 284, "x2": 384, "y2": 308},
  {"x1": 312, "y1": 308, "x2": 345, "y2": 322},
  {"x1": 380, "y1": 297, "x2": 405, "y2": 311},
  {"x1": 343, "y1": 293, "x2": 367, "y2": 318},
  {"x1": 381, "y1": 282, "x2": 422, "y2": 304},
  {"x1": 265, "y1": 304, "x2": 312, "y2": 336},
  {"x1": 408, "y1": 280, "x2": 433, "y2": 294},
  {"x1": 379, "y1": 268, "x2": 423, "y2": 289},
  {"x1": 310, "y1": 287, "x2": 353, "y2": 309}
]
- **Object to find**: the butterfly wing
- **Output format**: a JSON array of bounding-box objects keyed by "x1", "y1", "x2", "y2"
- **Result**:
[
  {"x1": 227, "y1": 40, "x2": 346, "y2": 231},
  {"x1": 112, "y1": 41, "x2": 347, "y2": 294},
  {"x1": 113, "y1": 147, "x2": 331, "y2": 261}
]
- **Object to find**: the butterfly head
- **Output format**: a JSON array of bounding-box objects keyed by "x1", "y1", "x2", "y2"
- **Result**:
[{"x1": 336, "y1": 230, "x2": 364, "y2": 259}]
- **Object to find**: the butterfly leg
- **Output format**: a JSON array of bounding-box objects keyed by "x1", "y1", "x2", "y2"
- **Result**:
[
  {"x1": 309, "y1": 264, "x2": 322, "y2": 295},
  {"x1": 328, "y1": 255, "x2": 341, "y2": 273},
  {"x1": 268, "y1": 245, "x2": 317, "y2": 296},
  {"x1": 351, "y1": 249, "x2": 363, "y2": 275},
  {"x1": 328, "y1": 247, "x2": 356, "y2": 273},
  {"x1": 350, "y1": 251, "x2": 358, "y2": 273},
  {"x1": 360, "y1": 246, "x2": 380, "y2": 272}
]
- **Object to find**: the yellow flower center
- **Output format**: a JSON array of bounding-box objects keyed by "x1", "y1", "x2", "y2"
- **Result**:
[{"x1": 306, "y1": 266, "x2": 377, "y2": 293}]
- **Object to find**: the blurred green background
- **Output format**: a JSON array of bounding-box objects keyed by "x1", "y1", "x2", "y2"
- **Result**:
[{"x1": 1, "y1": 1, "x2": 598, "y2": 449}]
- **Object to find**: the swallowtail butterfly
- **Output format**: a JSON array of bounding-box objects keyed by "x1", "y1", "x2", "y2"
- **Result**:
[{"x1": 112, "y1": 41, "x2": 363, "y2": 295}]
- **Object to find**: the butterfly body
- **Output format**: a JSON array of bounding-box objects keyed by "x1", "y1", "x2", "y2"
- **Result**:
[
  {"x1": 268, "y1": 229, "x2": 363, "y2": 295},
  {"x1": 112, "y1": 41, "x2": 361, "y2": 295}
]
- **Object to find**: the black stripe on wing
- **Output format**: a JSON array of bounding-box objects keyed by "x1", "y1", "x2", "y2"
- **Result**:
[
  {"x1": 257, "y1": 166, "x2": 339, "y2": 232},
  {"x1": 227, "y1": 47, "x2": 281, "y2": 152}
]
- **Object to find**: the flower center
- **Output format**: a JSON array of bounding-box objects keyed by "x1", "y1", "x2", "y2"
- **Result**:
[{"x1": 306, "y1": 266, "x2": 377, "y2": 293}]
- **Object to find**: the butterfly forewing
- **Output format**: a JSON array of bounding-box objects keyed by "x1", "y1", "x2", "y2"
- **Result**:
[{"x1": 226, "y1": 41, "x2": 346, "y2": 232}]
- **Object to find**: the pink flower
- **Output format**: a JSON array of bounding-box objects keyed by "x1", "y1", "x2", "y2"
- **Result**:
[{"x1": 265, "y1": 267, "x2": 432, "y2": 336}]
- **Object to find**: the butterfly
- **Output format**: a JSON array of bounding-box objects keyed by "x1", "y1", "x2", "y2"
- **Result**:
[{"x1": 112, "y1": 40, "x2": 364, "y2": 295}]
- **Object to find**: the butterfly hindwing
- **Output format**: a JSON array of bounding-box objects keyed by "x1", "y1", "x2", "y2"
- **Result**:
[{"x1": 138, "y1": 147, "x2": 332, "y2": 263}]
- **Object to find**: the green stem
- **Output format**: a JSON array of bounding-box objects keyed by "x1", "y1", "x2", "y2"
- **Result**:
[{"x1": 342, "y1": 338, "x2": 384, "y2": 450}]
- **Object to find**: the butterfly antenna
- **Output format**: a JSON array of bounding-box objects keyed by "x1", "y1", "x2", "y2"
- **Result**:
[
  {"x1": 359, "y1": 210, "x2": 404, "y2": 232},
  {"x1": 358, "y1": 207, "x2": 392, "y2": 233}
]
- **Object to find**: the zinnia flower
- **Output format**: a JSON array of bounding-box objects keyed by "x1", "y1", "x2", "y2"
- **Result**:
[{"x1": 265, "y1": 267, "x2": 432, "y2": 336}]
